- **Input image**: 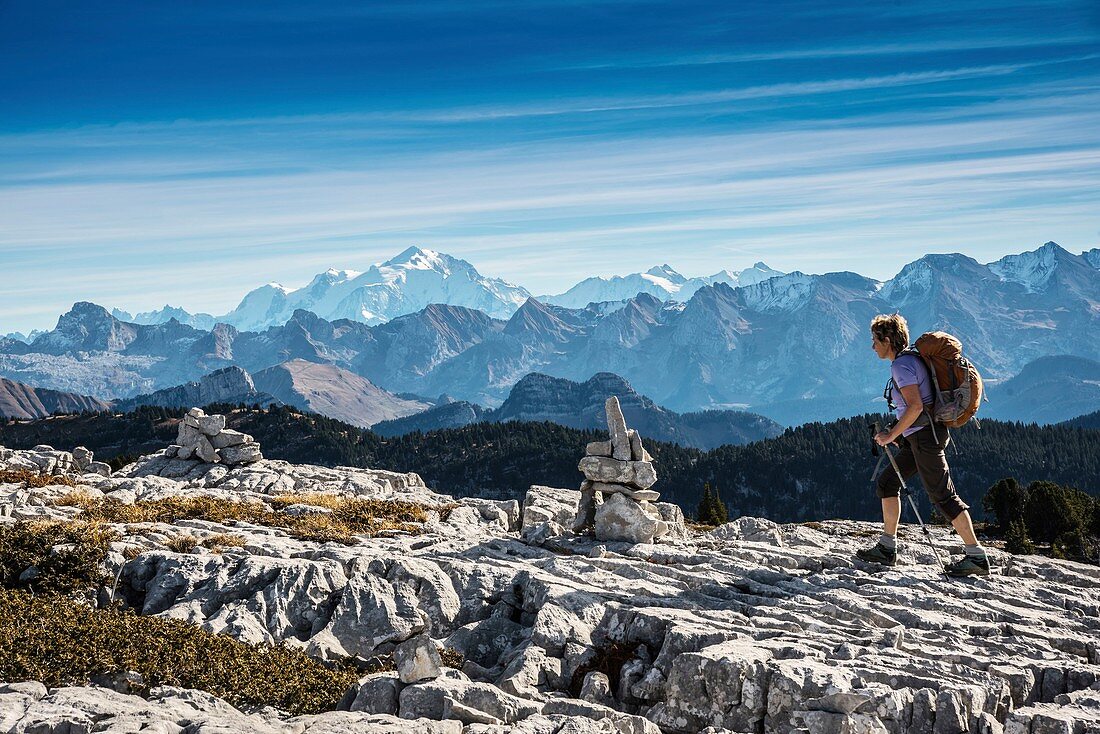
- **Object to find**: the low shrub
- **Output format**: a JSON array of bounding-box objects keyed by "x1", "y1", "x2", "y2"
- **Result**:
[
  {"x1": 1052, "y1": 530, "x2": 1094, "y2": 561},
  {"x1": 439, "y1": 647, "x2": 465, "y2": 669},
  {"x1": 0, "y1": 588, "x2": 359, "y2": 716},
  {"x1": 1022, "y1": 481, "x2": 1094, "y2": 544},
  {"x1": 0, "y1": 520, "x2": 117, "y2": 595}
]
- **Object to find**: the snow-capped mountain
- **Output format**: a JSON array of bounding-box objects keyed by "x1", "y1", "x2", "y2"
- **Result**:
[
  {"x1": 217, "y1": 247, "x2": 530, "y2": 331},
  {"x1": 1086, "y1": 248, "x2": 1100, "y2": 269},
  {"x1": 111, "y1": 306, "x2": 216, "y2": 331},
  {"x1": 4, "y1": 241, "x2": 1098, "y2": 426},
  {"x1": 988, "y1": 241, "x2": 1080, "y2": 293},
  {"x1": 541, "y1": 262, "x2": 784, "y2": 308}
]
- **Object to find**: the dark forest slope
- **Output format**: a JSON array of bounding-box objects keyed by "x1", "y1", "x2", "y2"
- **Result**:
[{"x1": 3, "y1": 405, "x2": 1097, "y2": 523}]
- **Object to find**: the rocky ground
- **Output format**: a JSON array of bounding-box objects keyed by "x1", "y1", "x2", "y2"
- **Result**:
[{"x1": 2, "y1": 440, "x2": 1099, "y2": 734}]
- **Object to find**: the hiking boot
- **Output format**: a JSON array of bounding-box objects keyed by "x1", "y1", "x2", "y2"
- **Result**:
[
  {"x1": 944, "y1": 554, "x2": 991, "y2": 577},
  {"x1": 855, "y1": 542, "x2": 897, "y2": 567}
]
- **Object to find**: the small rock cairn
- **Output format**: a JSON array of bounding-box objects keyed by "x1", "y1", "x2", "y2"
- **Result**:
[
  {"x1": 163, "y1": 408, "x2": 263, "y2": 466},
  {"x1": 574, "y1": 396, "x2": 669, "y2": 544}
]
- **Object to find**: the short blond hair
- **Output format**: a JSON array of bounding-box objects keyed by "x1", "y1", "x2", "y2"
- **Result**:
[{"x1": 871, "y1": 313, "x2": 909, "y2": 355}]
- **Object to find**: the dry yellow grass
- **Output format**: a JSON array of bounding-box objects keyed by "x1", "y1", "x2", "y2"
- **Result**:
[
  {"x1": 0, "y1": 469, "x2": 79, "y2": 489},
  {"x1": 53, "y1": 492, "x2": 434, "y2": 545},
  {"x1": 202, "y1": 533, "x2": 246, "y2": 552},
  {"x1": 165, "y1": 534, "x2": 199, "y2": 553}
]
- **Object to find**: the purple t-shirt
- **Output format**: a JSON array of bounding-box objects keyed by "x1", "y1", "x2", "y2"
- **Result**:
[{"x1": 891, "y1": 353, "x2": 934, "y2": 436}]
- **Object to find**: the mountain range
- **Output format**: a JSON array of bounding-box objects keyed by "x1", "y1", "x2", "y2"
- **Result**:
[
  {"x1": 2, "y1": 241, "x2": 1098, "y2": 426},
  {"x1": 0, "y1": 377, "x2": 109, "y2": 421},
  {"x1": 374, "y1": 371, "x2": 783, "y2": 449},
  {"x1": 78, "y1": 247, "x2": 787, "y2": 334}
]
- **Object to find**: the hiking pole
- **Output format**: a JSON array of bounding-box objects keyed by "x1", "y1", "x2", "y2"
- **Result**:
[{"x1": 871, "y1": 422, "x2": 949, "y2": 576}]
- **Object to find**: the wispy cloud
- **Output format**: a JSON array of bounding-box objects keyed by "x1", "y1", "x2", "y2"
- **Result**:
[
  {"x1": 408, "y1": 58, "x2": 1100, "y2": 122},
  {"x1": 3, "y1": 0, "x2": 1099, "y2": 331},
  {"x1": 564, "y1": 35, "x2": 1098, "y2": 70}
]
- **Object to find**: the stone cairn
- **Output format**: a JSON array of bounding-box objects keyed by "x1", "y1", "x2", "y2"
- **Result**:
[
  {"x1": 163, "y1": 407, "x2": 263, "y2": 466},
  {"x1": 573, "y1": 396, "x2": 669, "y2": 544}
]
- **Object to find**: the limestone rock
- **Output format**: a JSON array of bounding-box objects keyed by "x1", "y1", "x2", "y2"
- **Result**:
[
  {"x1": 580, "y1": 671, "x2": 612, "y2": 704},
  {"x1": 588, "y1": 481, "x2": 659, "y2": 502},
  {"x1": 71, "y1": 446, "x2": 93, "y2": 471},
  {"x1": 345, "y1": 673, "x2": 404, "y2": 715},
  {"x1": 585, "y1": 440, "x2": 612, "y2": 457},
  {"x1": 593, "y1": 492, "x2": 661, "y2": 544},
  {"x1": 178, "y1": 421, "x2": 202, "y2": 445},
  {"x1": 84, "y1": 460, "x2": 112, "y2": 477},
  {"x1": 577, "y1": 456, "x2": 656, "y2": 490},
  {"x1": 396, "y1": 634, "x2": 444, "y2": 684},
  {"x1": 218, "y1": 442, "x2": 263, "y2": 465},
  {"x1": 573, "y1": 480, "x2": 601, "y2": 533},
  {"x1": 522, "y1": 485, "x2": 579, "y2": 529},
  {"x1": 5, "y1": 436, "x2": 1100, "y2": 734},
  {"x1": 605, "y1": 396, "x2": 632, "y2": 461},
  {"x1": 211, "y1": 429, "x2": 251, "y2": 449},
  {"x1": 627, "y1": 429, "x2": 651, "y2": 462},
  {"x1": 446, "y1": 617, "x2": 526, "y2": 670},
  {"x1": 399, "y1": 678, "x2": 541, "y2": 724},
  {"x1": 709, "y1": 516, "x2": 786, "y2": 546},
  {"x1": 655, "y1": 502, "x2": 688, "y2": 539},
  {"x1": 194, "y1": 433, "x2": 217, "y2": 463},
  {"x1": 198, "y1": 413, "x2": 227, "y2": 436},
  {"x1": 521, "y1": 520, "x2": 564, "y2": 547}
]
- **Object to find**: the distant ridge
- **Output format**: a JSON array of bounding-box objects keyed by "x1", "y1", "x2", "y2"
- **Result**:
[
  {"x1": 374, "y1": 371, "x2": 782, "y2": 449},
  {"x1": 113, "y1": 366, "x2": 278, "y2": 413},
  {"x1": 252, "y1": 359, "x2": 431, "y2": 428},
  {"x1": 0, "y1": 377, "x2": 109, "y2": 420},
  {"x1": 984, "y1": 355, "x2": 1100, "y2": 425}
]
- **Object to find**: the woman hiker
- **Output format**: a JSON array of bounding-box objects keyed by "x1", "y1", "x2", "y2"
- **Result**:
[{"x1": 857, "y1": 313, "x2": 990, "y2": 577}]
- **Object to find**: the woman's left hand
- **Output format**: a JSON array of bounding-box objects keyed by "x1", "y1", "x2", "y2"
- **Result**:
[{"x1": 875, "y1": 431, "x2": 894, "y2": 447}]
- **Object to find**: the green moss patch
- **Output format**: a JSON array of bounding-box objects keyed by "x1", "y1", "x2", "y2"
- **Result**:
[
  {"x1": 0, "y1": 520, "x2": 117, "y2": 595},
  {"x1": 0, "y1": 588, "x2": 359, "y2": 715}
]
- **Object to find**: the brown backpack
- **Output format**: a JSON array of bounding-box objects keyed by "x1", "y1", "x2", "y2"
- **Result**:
[{"x1": 902, "y1": 332, "x2": 984, "y2": 427}]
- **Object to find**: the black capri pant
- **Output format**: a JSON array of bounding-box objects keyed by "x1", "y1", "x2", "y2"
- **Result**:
[{"x1": 876, "y1": 424, "x2": 970, "y2": 521}]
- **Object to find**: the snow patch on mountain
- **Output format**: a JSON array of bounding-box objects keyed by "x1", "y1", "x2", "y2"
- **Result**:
[
  {"x1": 879, "y1": 257, "x2": 936, "y2": 304},
  {"x1": 988, "y1": 241, "x2": 1070, "y2": 293},
  {"x1": 543, "y1": 262, "x2": 785, "y2": 308},
  {"x1": 111, "y1": 306, "x2": 216, "y2": 330},
  {"x1": 740, "y1": 272, "x2": 817, "y2": 313},
  {"x1": 219, "y1": 247, "x2": 529, "y2": 331}
]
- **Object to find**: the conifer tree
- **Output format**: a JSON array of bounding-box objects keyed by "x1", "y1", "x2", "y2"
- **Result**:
[
  {"x1": 1004, "y1": 519, "x2": 1034, "y2": 555},
  {"x1": 712, "y1": 484, "x2": 729, "y2": 524},
  {"x1": 697, "y1": 483, "x2": 715, "y2": 524}
]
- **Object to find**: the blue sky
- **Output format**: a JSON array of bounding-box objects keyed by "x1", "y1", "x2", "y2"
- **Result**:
[{"x1": 2, "y1": 0, "x2": 1099, "y2": 331}]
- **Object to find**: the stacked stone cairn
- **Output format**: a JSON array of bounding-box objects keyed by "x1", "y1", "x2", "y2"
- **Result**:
[
  {"x1": 163, "y1": 407, "x2": 263, "y2": 466},
  {"x1": 573, "y1": 396, "x2": 669, "y2": 543}
]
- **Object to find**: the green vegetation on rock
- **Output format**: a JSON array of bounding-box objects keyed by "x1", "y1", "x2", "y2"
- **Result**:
[{"x1": 0, "y1": 588, "x2": 359, "y2": 715}]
